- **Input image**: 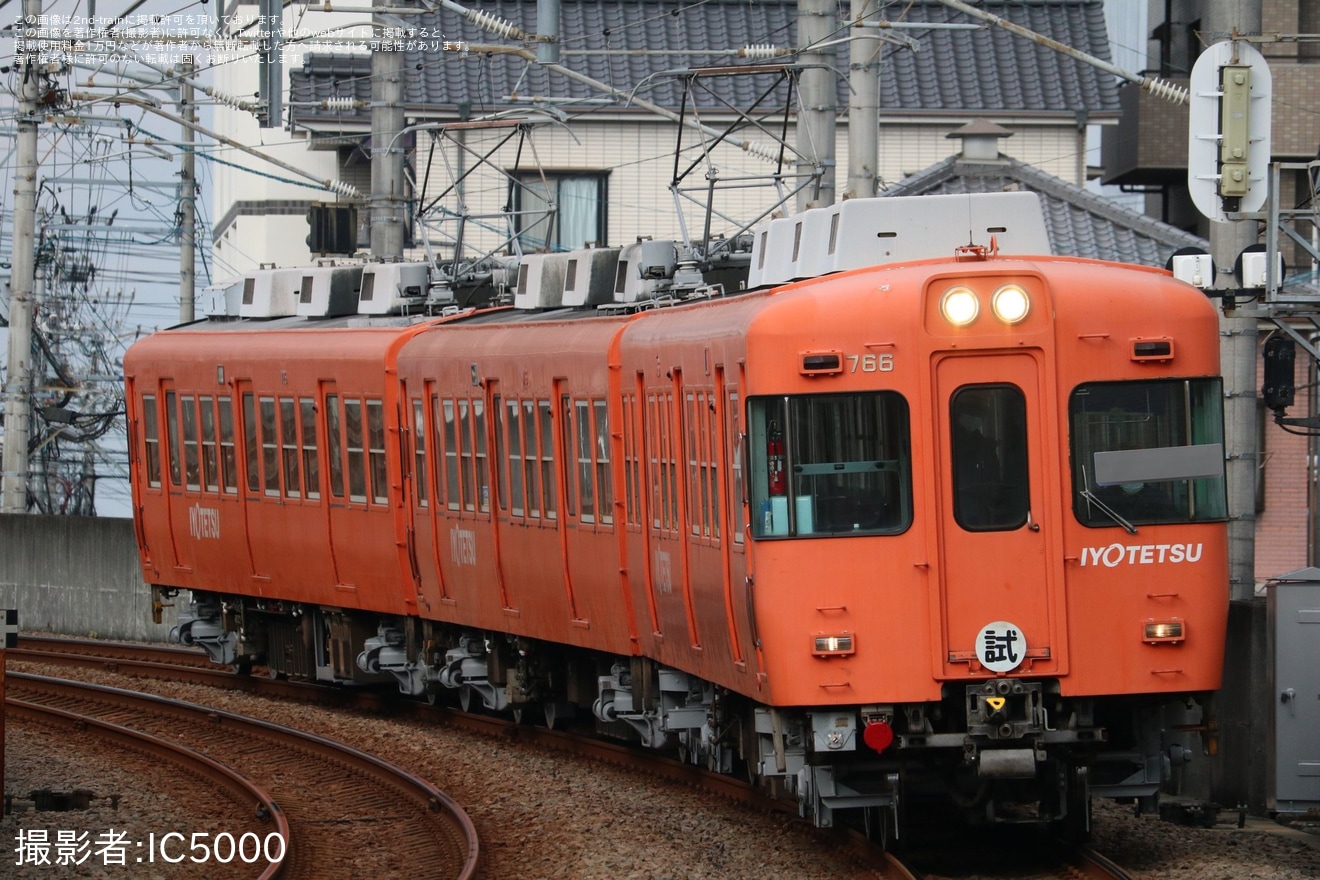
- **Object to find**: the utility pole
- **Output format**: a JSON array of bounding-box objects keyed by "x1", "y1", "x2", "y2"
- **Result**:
[
  {"x1": 370, "y1": 7, "x2": 407, "y2": 259},
  {"x1": 2, "y1": 0, "x2": 43, "y2": 514},
  {"x1": 796, "y1": 0, "x2": 836, "y2": 210},
  {"x1": 1206, "y1": 0, "x2": 1263, "y2": 603},
  {"x1": 179, "y1": 57, "x2": 196, "y2": 324},
  {"x1": 845, "y1": 0, "x2": 880, "y2": 200}
]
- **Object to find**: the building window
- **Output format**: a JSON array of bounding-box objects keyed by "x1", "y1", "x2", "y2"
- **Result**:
[{"x1": 512, "y1": 172, "x2": 607, "y2": 251}]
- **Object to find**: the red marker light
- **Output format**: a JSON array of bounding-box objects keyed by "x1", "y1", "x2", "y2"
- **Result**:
[{"x1": 863, "y1": 720, "x2": 894, "y2": 753}]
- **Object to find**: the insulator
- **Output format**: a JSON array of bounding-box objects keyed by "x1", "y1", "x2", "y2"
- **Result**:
[
  {"x1": 1141, "y1": 76, "x2": 1188, "y2": 106},
  {"x1": 205, "y1": 87, "x2": 255, "y2": 112},
  {"x1": 326, "y1": 179, "x2": 361, "y2": 198},
  {"x1": 466, "y1": 8, "x2": 524, "y2": 40},
  {"x1": 741, "y1": 140, "x2": 781, "y2": 163},
  {"x1": 739, "y1": 44, "x2": 790, "y2": 60},
  {"x1": 323, "y1": 97, "x2": 359, "y2": 111}
]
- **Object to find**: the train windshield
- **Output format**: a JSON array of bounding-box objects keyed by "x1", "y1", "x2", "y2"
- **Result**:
[
  {"x1": 748, "y1": 392, "x2": 911, "y2": 539},
  {"x1": 1070, "y1": 378, "x2": 1227, "y2": 528}
]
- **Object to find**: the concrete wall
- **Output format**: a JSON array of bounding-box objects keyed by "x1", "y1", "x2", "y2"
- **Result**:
[{"x1": 0, "y1": 514, "x2": 179, "y2": 642}]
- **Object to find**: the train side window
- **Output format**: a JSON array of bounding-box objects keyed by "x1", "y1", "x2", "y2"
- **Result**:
[
  {"x1": 219, "y1": 396, "x2": 238, "y2": 494},
  {"x1": 749, "y1": 392, "x2": 911, "y2": 539},
  {"x1": 367, "y1": 399, "x2": 387, "y2": 505},
  {"x1": 458, "y1": 399, "x2": 475, "y2": 512},
  {"x1": 951, "y1": 385, "x2": 1028, "y2": 531},
  {"x1": 539, "y1": 399, "x2": 557, "y2": 519},
  {"x1": 412, "y1": 399, "x2": 428, "y2": 508},
  {"x1": 199, "y1": 396, "x2": 219, "y2": 492},
  {"x1": 300, "y1": 398, "x2": 319, "y2": 500},
  {"x1": 707, "y1": 393, "x2": 719, "y2": 540},
  {"x1": 166, "y1": 391, "x2": 182, "y2": 486},
  {"x1": 493, "y1": 396, "x2": 506, "y2": 512},
  {"x1": 142, "y1": 394, "x2": 161, "y2": 488},
  {"x1": 523, "y1": 400, "x2": 540, "y2": 518},
  {"x1": 242, "y1": 393, "x2": 259, "y2": 494},
  {"x1": 472, "y1": 397, "x2": 489, "y2": 513},
  {"x1": 260, "y1": 397, "x2": 279, "y2": 497},
  {"x1": 728, "y1": 391, "x2": 743, "y2": 544},
  {"x1": 647, "y1": 394, "x2": 664, "y2": 530},
  {"x1": 685, "y1": 393, "x2": 702, "y2": 536},
  {"x1": 344, "y1": 398, "x2": 366, "y2": 503},
  {"x1": 686, "y1": 391, "x2": 716, "y2": 540},
  {"x1": 181, "y1": 395, "x2": 200, "y2": 490},
  {"x1": 655, "y1": 393, "x2": 678, "y2": 532},
  {"x1": 575, "y1": 399, "x2": 595, "y2": 522},
  {"x1": 280, "y1": 398, "x2": 302, "y2": 498},
  {"x1": 325, "y1": 393, "x2": 345, "y2": 499},
  {"x1": 506, "y1": 399, "x2": 524, "y2": 515},
  {"x1": 442, "y1": 398, "x2": 460, "y2": 511},
  {"x1": 438, "y1": 393, "x2": 454, "y2": 509},
  {"x1": 621, "y1": 394, "x2": 637, "y2": 526},
  {"x1": 594, "y1": 399, "x2": 612, "y2": 526},
  {"x1": 561, "y1": 396, "x2": 578, "y2": 518}
]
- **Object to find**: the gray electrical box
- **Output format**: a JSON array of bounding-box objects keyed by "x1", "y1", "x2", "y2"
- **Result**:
[{"x1": 1267, "y1": 569, "x2": 1320, "y2": 814}]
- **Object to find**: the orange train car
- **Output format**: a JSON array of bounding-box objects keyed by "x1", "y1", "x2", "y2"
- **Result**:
[{"x1": 126, "y1": 198, "x2": 1229, "y2": 841}]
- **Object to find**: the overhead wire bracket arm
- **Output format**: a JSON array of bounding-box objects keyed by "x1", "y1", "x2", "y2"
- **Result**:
[{"x1": 936, "y1": 0, "x2": 1188, "y2": 104}]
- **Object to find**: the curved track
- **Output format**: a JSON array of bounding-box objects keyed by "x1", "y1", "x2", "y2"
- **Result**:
[
  {"x1": 6, "y1": 668, "x2": 479, "y2": 880},
  {"x1": 12, "y1": 636, "x2": 1138, "y2": 879}
]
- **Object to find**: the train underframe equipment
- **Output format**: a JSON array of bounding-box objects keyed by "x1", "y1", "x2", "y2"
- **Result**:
[{"x1": 166, "y1": 587, "x2": 1195, "y2": 840}]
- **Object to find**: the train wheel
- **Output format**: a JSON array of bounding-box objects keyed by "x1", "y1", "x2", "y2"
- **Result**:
[
  {"x1": 1052, "y1": 766, "x2": 1092, "y2": 844},
  {"x1": 543, "y1": 702, "x2": 560, "y2": 730},
  {"x1": 459, "y1": 685, "x2": 477, "y2": 713},
  {"x1": 231, "y1": 659, "x2": 252, "y2": 676},
  {"x1": 425, "y1": 688, "x2": 441, "y2": 706}
]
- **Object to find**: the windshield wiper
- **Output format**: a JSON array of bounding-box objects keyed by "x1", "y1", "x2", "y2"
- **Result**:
[
  {"x1": 1079, "y1": 486, "x2": 1138, "y2": 535},
  {"x1": 1079, "y1": 465, "x2": 1138, "y2": 534}
]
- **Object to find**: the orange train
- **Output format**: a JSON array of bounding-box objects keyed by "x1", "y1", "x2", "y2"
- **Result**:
[{"x1": 126, "y1": 198, "x2": 1229, "y2": 841}]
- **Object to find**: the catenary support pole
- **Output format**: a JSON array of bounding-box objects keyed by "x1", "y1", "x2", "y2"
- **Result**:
[{"x1": 2, "y1": 0, "x2": 44, "y2": 514}]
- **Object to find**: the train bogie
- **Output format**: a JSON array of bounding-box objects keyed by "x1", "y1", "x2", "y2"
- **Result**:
[{"x1": 127, "y1": 195, "x2": 1229, "y2": 842}]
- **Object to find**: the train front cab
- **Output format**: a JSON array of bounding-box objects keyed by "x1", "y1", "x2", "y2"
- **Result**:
[{"x1": 735, "y1": 258, "x2": 1229, "y2": 840}]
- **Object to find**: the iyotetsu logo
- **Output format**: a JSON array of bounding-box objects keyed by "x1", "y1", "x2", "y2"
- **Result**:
[
  {"x1": 1079, "y1": 542, "x2": 1203, "y2": 567},
  {"x1": 188, "y1": 504, "x2": 221, "y2": 540}
]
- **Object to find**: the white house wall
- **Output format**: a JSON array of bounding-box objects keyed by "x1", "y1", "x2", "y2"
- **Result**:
[
  {"x1": 205, "y1": 6, "x2": 1096, "y2": 274},
  {"x1": 209, "y1": 6, "x2": 369, "y2": 277}
]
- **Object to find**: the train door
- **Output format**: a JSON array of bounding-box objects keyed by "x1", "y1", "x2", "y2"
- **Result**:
[{"x1": 933, "y1": 352, "x2": 1061, "y2": 678}]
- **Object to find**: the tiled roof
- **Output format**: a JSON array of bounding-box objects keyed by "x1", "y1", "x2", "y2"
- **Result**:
[
  {"x1": 289, "y1": 0, "x2": 1121, "y2": 129},
  {"x1": 880, "y1": 153, "x2": 1209, "y2": 267}
]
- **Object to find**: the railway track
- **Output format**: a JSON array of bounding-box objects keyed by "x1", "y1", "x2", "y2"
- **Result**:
[
  {"x1": 10, "y1": 636, "x2": 1137, "y2": 879},
  {"x1": 6, "y1": 668, "x2": 479, "y2": 880}
]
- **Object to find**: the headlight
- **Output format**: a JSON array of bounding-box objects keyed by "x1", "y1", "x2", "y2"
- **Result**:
[
  {"x1": 992, "y1": 284, "x2": 1030, "y2": 323},
  {"x1": 1143, "y1": 618, "x2": 1185, "y2": 643},
  {"x1": 940, "y1": 286, "x2": 979, "y2": 326}
]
